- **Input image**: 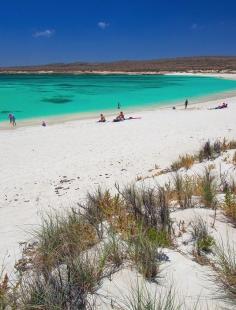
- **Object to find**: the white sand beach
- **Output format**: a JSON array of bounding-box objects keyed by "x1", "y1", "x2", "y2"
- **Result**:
[{"x1": 1, "y1": 89, "x2": 236, "y2": 308}]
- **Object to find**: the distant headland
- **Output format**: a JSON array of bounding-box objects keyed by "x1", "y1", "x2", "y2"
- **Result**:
[{"x1": 1, "y1": 56, "x2": 236, "y2": 74}]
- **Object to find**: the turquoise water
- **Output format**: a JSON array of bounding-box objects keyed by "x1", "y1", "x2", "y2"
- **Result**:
[{"x1": 0, "y1": 74, "x2": 236, "y2": 121}]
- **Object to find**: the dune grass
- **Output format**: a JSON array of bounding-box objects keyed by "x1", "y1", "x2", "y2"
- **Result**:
[
  {"x1": 0, "y1": 270, "x2": 10, "y2": 310},
  {"x1": 223, "y1": 189, "x2": 236, "y2": 224},
  {"x1": 233, "y1": 151, "x2": 236, "y2": 166},
  {"x1": 32, "y1": 208, "x2": 98, "y2": 270},
  {"x1": 191, "y1": 217, "x2": 214, "y2": 256},
  {"x1": 172, "y1": 173, "x2": 196, "y2": 209},
  {"x1": 213, "y1": 239, "x2": 236, "y2": 299},
  {"x1": 171, "y1": 154, "x2": 195, "y2": 171},
  {"x1": 197, "y1": 167, "x2": 218, "y2": 209}
]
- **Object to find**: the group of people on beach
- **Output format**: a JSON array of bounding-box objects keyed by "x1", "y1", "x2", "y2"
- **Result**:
[
  {"x1": 98, "y1": 102, "x2": 133, "y2": 123},
  {"x1": 8, "y1": 114, "x2": 16, "y2": 126},
  {"x1": 98, "y1": 111, "x2": 126, "y2": 123},
  {"x1": 98, "y1": 111, "x2": 141, "y2": 123}
]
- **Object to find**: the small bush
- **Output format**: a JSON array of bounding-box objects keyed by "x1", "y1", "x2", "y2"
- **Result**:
[
  {"x1": 227, "y1": 140, "x2": 236, "y2": 150},
  {"x1": 198, "y1": 140, "x2": 223, "y2": 162},
  {"x1": 198, "y1": 141, "x2": 213, "y2": 162},
  {"x1": 127, "y1": 229, "x2": 161, "y2": 280},
  {"x1": 191, "y1": 217, "x2": 214, "y2": 255},
  {"x1": 233, "y1": 151, "x2": 236, "y2": 166},
  {"x1": 120, "y1": 284, "x2": 184, "y2": 310},
  {"x1": 198, "y1": 167, "x2": 217, "y2": 209},
  {"x1": 79, "y1": 188, "x2": 117, "y2": 239},
  {"x1": 213, "y1": 239, "x2": 236, "y2": 298},
  {"x1": 33, "y1": 208, "x2": 98, "y2": 269},
  {"x1": 223, "y1": 190, "x2": 236, "y2": 223},
  {"x1": 18, "y1": 253, "x2": 110, "y2": 309},
  {"x1": 102, "y1": 232, "x2": 126, "y2": 268},
  {"x1": 172, "y1": 173, "x2": 196, "y2": 209},
  {"x1": 171, "y1": 154, "x2": 195, "y2": 171},
  {"x1": 119, "y1": 184, "x2": 172, "y2": 234},
  {"x1": 0, "y1": 272, "x2": 9, "y2": 309}
]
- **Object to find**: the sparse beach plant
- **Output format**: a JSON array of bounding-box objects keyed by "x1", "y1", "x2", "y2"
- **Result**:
[
  {"x1": 191, "y1": 217, "x2": 214, "y2": 255},
  {"x1": 227, "y1": 139, "x2": 236, "y2": 150},
  {"x1": 119, "y1": 184, "x2": 172, "y2": 234},
  {"x1": 233, "y1": 151, "x2": 236, "y2": 166},
  {"x1": 127, "y1": 228, "x2": 161, "y2": 280},
  {"x1": 102, "y1": 232, "x2": 126, "y2": 268},
  {"x1": 0, "y1": 270, "x2": 9, "y2": 309},
  {"x1": 213, "y1": 140, "x2": 222, "y2": 156},
  {"x1": 18, "y1": 252, "x2": 110, "y2": 309},
  {"x1": 79, "y1": 188, "x2": 114, "y2": 239},
  {"x1": 172, "y1": 173, "x2": 196, "y2": 209},
  {"x1": 33, "y1": 208, "x2": 98, "y2": 269},
  {"x1": 223, "y1": 189, "x2": 236, "y2": 223},
  {"x1": 198, "y1": 140, "x2": 213, "y2": 162},
  {"x1": 119, "y1": 283, "x2": 202, "y2": 310},
  {"x1": 198, "y1": 167, "x2": 217, "y2": 209},
  {"x1": 213, "y1": 238, "x2": 236, "y2": 298},
  {"x1": 171, "y1": 154, "x2": 195, "y2": 171}
]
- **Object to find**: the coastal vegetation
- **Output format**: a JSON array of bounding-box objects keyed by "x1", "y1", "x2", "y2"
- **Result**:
[{"x1": 1, "y1": 138, "x2": 236, "y2": 309}]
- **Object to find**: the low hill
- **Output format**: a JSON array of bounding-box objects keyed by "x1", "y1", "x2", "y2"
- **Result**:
[{"x1": 1, "y1": 56, "x2": 236, "y2": 73}]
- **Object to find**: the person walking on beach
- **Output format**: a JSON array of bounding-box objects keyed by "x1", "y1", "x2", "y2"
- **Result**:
[
  {"x1": 8, "y1": 113, "x2": 13, "y2": 125},
  {"x1": 12, "y1": 114, "x2": 16, "y2": 126},
  {"x1": 185, "y1": 99, "x2": 188, "y2": 109}
]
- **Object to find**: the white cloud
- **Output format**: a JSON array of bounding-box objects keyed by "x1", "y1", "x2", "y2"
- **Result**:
[
  {"x1": 97, "y1": 21, "x2": 109, "y2": 29},
  {"x1": 33, "y1": 29, "x2": 55, "y2": 38}
]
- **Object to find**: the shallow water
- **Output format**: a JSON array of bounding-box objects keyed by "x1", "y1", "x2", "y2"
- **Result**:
[{"x1": 0, "y1": 74, "x2": 236, "y2": 121}]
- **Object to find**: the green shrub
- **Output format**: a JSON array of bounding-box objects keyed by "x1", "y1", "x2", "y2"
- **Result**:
[
  {"x1": 127, "y1": 229, "x2": 160, "y2": 280},
  {"x1": 213, "y1": 239, "x2": 236, "y2": 298},
  {"x1": 198, "y1": 167, "x2": 217, "y2": 209},
  {"x1": 191, "y1": 217, "x2": 214, "y2": 255}
]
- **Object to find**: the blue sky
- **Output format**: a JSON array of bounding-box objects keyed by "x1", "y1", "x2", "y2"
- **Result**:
[{"x1": 0, "y1": 0, "x2": 236, "y2": 66}]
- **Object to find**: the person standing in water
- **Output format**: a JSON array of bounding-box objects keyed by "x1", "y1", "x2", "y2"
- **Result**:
[
  {"x1": 117, "y1": 102, "x2": 121, "y2": 109},
  {"x1": 185, "y1": 99, "x2": 188, "y2": 109}
]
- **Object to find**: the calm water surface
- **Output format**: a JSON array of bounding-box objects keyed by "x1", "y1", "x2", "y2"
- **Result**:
[{"x1": 0, "y1": 74, "x2": 236, "y2": 121}]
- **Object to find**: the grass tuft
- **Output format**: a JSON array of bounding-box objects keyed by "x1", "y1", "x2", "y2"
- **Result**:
[
  {"x1": 171, "y1": 154, "x2": 195, "y2": 171},
  {"x1": 223, "y1": 189, "x2": 236, "y2": 224},
  {"x1": 191, "y1": 217, "x2": 214, "y2": 256},
  {"x1": 213, "y1": 239, "x2": 236, "y2": 298}
]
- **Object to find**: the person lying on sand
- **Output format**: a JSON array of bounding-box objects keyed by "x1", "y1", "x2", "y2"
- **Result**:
[
  {"x1": 98, "y1": 113, "x2": 106, "y2": 122},
  {"x1": 113, "y1": 111, "x2": 125, "y2": 122},
  {"x1": 209, "y1": 102, "x2": 228, "y2": 110}
]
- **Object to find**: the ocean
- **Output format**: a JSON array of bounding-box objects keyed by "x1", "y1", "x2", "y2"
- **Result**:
[{"x1": 0, "y1": 74, "x2": 236, "y2": 121}]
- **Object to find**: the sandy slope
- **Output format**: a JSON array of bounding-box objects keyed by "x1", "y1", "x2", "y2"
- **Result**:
[{"x1": 0, "y1": 92, "x2": 236, "y2": 308}]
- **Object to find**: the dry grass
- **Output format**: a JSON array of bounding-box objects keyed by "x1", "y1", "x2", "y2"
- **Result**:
[
  {"x1": 172, "y1": 173, "x2": 196, "y2": 209},
  {"x1": 171, "y1": 154, "x2": 195, "y2": 171},
  {"x1": 196, "y1": 167, "x2": 218, "y2": 209},
  {"x1": 213, "y1": 239, "x2": 236, "y2": 299},
  {"x1": 233, "y1": 151, "x2": 236, "y2": 166},
  {"x1": 191, "y1": 217, "x2": 214, "y2": 257},
  {"x1": 127, "y1": 228, "x2": 161, "y2": 280},
  {"x1": 0, "y1": 271, "x2": 10, "y2": 309},
  {"x1": 31, "y1": 208, "x2": 98, "y2": 270},
  {"x1": 223, "y1": 190, "x2": 236, "y2": 224}
]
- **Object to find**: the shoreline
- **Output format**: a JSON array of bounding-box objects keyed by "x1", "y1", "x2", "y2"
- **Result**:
[
  {"x1": 0, "y1": 69, "x2": 236, "y2": 78},
  {"x1": 1, "y1": 85, "x2": 236, "y2": 130}
]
